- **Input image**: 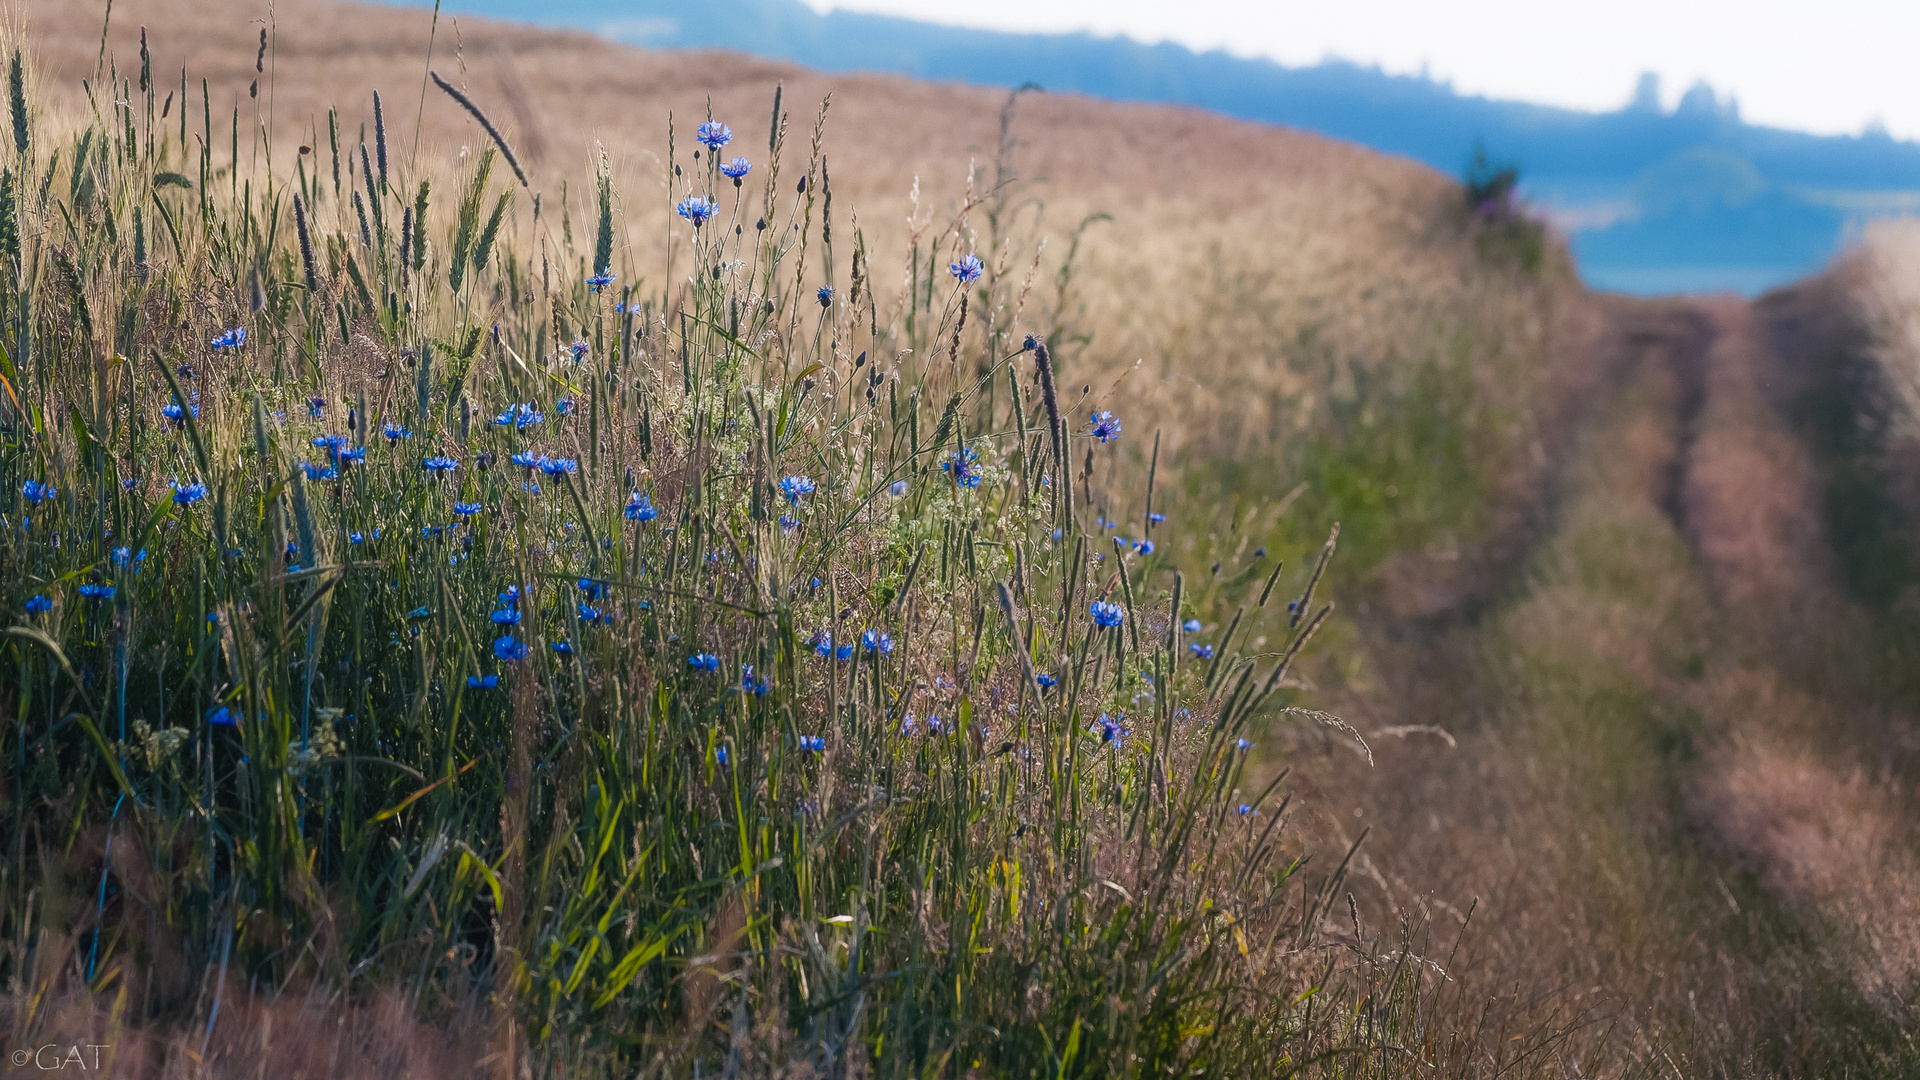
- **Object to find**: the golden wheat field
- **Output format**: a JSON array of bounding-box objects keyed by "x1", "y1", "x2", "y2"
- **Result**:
[{"x1": 9, "y1": 0, "x2": 1920, "y2": 1076}]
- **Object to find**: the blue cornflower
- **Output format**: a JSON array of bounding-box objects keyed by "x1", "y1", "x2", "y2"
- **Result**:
[
  {"x1": 301, "y1": 462, "x2": 338, "y2": 481},
  {"x1": 160, "y1": 401, "x2": 198, "y2": 426},
  {"x1": 1182, "y1": 619, "x2": 1202, "y2": 633},
  {"x1": 1234, "y1": 738, "x2": 1254, "y2": 751},
  {"x1": 312, "y1": 433, "x2": 348, "y2": 453},
  {"x1": 468, "y1": 674, "x2": 499, "y2": 689},
  {"x1": 949, "y1": 254, "x2": 983, "y2": 283},
  {"x1": 110, "y1": 546, "x2": 132, "y2": 567},
  {"x1": 624, "y1": 493, "x2": 658, "y2": 521},
  {"x1": 587, "y1": 270, "x2": 615, "y2": 292},
  {"x1": 551, "y1": 641, "x2": 574, "y2": 655},
  {"x1": 835, "y1": 644, "x2": 854, "y2": 662},
  {"x1": 816, "y1": 286, "x2": 833, "y2": 307},
  {"x1": 1096, "y1": 714, "x2": 1126, "y2": 745},
  {"x1": 689, "y1": 653, "x2": 720, "y2": 672},
  {"x1": 453, "y1": 502, "x2": 483, "y2": 517},
  {"x1": 810, "y1": 631, "x2": 833, "y2": 658},
  {"x1": 798, "y1": 735, "x2": 825, "y2": 753},
  {"x1": 942, "y1": 447, "x2": 982, "y2": 488},
  {"x1": 720, "y1": 156, "x2": 751, "y2": 179},
  {"x1": 207, "y1": 705, "x2": 241, "y2": 726},
  {"x1": 493, "y1": 635, "x2": 528, "y2": 661},
  {"x1": 779, "y1": 475, "x2": 816, "y2": 502},
  {"x1": 556, "y1": 398, "x2": 574, "y2": 417},
  {"x1": 490, "y1": 608, "x2": 521, "y2": 625},
  {"x1": 1036, "y1": 673, "x2": 1058, "y2": 690},
  {"x1": 578, "y1": 578, "x2": 606, "y2": 598},
  {"x1": 492, "y1": 403, "x2": 542, "y2": 429},
  {"x1": 308, "y1": 397, "x2": 327, "y2": 418},
  {"x1": 1091, "y1": 410, "x2": 1122, "y2": 443},
  {"x1": 24, "y1": 594, "x2": 50, "y2": 613},
  {"x1": 862, "y1": 629, "x2": 893, "y2": 655},
  {"x1": 742, "y1": 666, "x2": 770, "y2": 696},
  {"x1": 423, "y1": 456, "x2": 459, "y2": 474},
  {"x1": 926, "y1": 714, "x2": 946, "y2": 735},
  {"x1": 336, "y1": 445, "x2": 366, "y2": 466},
  {"x1": 171, "y1": 482, "x2": 209, "y2": 506},
  {"x1": 511, "y1": 451, "x2": 540, "y2": 470},
  {"x1": 382, "y1": 423, "x2": 411, "y2": 442},
  {"x1": 78, "y1": 583, "x2": 115, "y2": 599},
  {"x1": 779, "y1": 515, "x2": 798, "y2": 532},
  {"x1": 578, "y1": 604, "x2": 603, "y2": 624},
  {"x1": 899, "y1": 713, "x2": 918, "y2": 736},
  {"x1": 500, "y1": 585, "x2": 523, "y2": 606},
  {"x1": 676, "y1": 196, "x2": 716, "y2": 226},
  {"x1": 1135, "y1": 540, "x2": 1155, "y2": 555},
  {"x1": 210, "y1": 326, "x2": 246, "y2": 350},
  {"x1": 890, "y1": 480, "x2": 909, "y2": 497},
  {"x1": 122, "y1": 479, "x2": 140, "y2": 491},
  {"x1": 539, "y1": 457, "x2": 578, "y2": 476},
  {"x1": 349, "y1": 532, "x2": 365, "y2": 544},
  {"x1": 1148, "y1": 512, "x2": 1166, "y2": 523},
  {"x1": 1237, "y1": 804, "x2": 1257, "y2": 817},
  {"x1": 1089, "y1": 601, "x2": 1124, "y2": 628},
  {"x1": 570, "y1": 339, "x2": 589, "y2": 361},
  {"x1": 696, "y1": 120, "x2": 732, "y2": 150},
  {"x1": 1190, "y1": 642, "x2": 1215, "y2": 659},
  {"x1": 22, "y1": 480, "x2": 54, "y2": 505},
  {"x1": 715, "y1": 745, "x2": 730, "y2": 767}
]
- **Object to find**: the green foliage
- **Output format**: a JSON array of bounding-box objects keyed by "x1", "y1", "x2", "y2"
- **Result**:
[{"x1": 0, "y1": 49, "x2": 1392, "y2": 1077}]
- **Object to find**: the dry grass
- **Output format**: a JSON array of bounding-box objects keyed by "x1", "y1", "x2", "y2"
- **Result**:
[{"x1": 20, "y1": 0, "x2": 1560, "y2": 476}]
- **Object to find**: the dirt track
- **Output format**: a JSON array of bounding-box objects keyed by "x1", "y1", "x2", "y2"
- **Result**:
[{"x1": 1313, "y1": 287, "x2": 1920, "y2": 1073}]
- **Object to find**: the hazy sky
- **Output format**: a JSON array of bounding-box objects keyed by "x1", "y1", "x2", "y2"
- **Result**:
[{"x1": 810, "y1": 0, "x2": 1920, "y2": 139}]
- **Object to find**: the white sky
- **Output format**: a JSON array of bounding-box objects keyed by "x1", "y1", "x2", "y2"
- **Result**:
[{"x1": 809, "y1": 0, "x2": 1920, "y2": 140}]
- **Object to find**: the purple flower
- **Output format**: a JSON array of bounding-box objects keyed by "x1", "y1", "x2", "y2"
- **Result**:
[
  {"x1": 949, "y1": 254, "x2": 983, "y2": 283},
  {"x1": 1091, "y1": 410, "x2": 1122, "y2": 443},
  {"x1": 942, "y1": 447, "x2": 982, "y2": 488},
  {"x1": 695, "y1": 120, "x2": 733, "y2": 150}
]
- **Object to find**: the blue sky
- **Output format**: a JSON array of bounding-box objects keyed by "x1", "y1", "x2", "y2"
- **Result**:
[{"x1": 809, "y1": 0, "x2": 1920, "y2": 138}]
